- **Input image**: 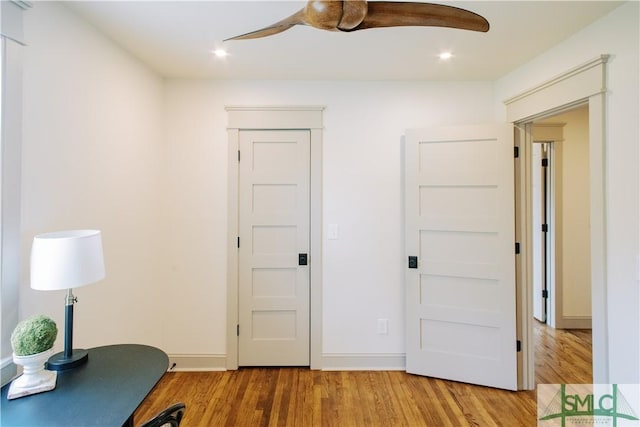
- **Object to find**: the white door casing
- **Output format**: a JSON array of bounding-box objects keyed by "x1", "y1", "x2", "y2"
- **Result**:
[
  {"x1": 238, "y1": 130, "x2": 310, "y2": 366},
  {"x1": 506, "y1": 56, "x2": 608, "y2": 387},
  {"x1": 226, "y1": 106, "x2": 323, "y2": 371},
  {"x1": 404, "y1": 124, "x2": 517, "y2": 390}
]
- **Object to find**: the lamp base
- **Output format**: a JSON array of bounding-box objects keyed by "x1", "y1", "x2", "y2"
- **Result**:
[{"x1": 46, "y1": 349, "x2": 88, "y2": 371}]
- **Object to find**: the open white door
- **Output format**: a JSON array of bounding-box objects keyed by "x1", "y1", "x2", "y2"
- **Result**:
[{"x1": 404, "y1": 124, "x2": 517, "y2": 390}]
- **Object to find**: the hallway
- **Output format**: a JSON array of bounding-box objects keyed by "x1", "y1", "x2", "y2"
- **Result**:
[{"x1": 534, "y1": 321, "x2": 592, "y2": 384}]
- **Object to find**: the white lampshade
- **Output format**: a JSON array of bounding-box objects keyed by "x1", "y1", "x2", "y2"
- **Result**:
[{"x1": 30, "y1": 230, "x2": 105, "y2": 291}]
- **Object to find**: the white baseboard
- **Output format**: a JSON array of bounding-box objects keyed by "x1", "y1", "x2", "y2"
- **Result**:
[
  {"x1": 4, "y1": 353, "x2": 228, "y2": 378},
  {"x1": 167, "y1": 354, "x2": 227, "y2": 372},
  {"x1": 321, "y1": 353, "x2": 406, "y2": 371},
  {"x1": 166, "y1": 353, "x2": 407, "y2": 372},
  {"x1": 1, "y1": 355, "x2": 17, "y2": 387},
  {"x1": 556, "y1": 316, "x2": 592, "y2": 329},
  {"x1": 6, "y1": 352, "x2": 407, "y2": 377}
]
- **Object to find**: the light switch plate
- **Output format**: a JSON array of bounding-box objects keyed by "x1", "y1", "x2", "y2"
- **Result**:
[
  {"x1": 328, "y1": 224, "x2": 339, "y2": 240},
  {"x1": 377, "y1": 318, "x2": 388, "y2": 335}
]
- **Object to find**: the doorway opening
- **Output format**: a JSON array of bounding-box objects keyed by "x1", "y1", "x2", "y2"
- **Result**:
[
  {"x1": 529, "y1": 105, "x2": 593, "y2": 385},
  {"x1": 531, "y1": 140, "x2": 553, "y2": 325},
  {"x1": 508, "y1": 55, "x2": 608, "y2": 390}
]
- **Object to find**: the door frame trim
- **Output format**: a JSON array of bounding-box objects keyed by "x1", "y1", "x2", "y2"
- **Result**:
[
  {"x1": 225, "y1": 106, "x2": 324, "y2": 370},
  {"x1": 506, "y1": 55, "x2": 609, "y2": 389}
]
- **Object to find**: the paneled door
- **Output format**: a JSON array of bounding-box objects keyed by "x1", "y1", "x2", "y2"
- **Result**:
[
  {"x1": 238, "y1": 130, "x2": 310, "y2": 366},
  {"x1": 404, "y1": 124, "x2": 517, "y2": 390}
]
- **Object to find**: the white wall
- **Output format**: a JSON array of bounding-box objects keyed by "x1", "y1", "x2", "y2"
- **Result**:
[
  {"x1": 17, "y1": 0, "x2": 638, "y2": 383},
  {"x1": 20, "y1": 2, "x2": 496, "y2": 363},
  {"x1": 163, "y1": 80, "x2": 495, "y2": 358},
  {"x1": 554, "y1": 108, "x2": 591, "y2": 319},
  {"x1": 20, "y1": 3, "x2": 167, "y2": 352},
  {"x1": 494, "y1": 1, "x2": 639, "y2": 383}
]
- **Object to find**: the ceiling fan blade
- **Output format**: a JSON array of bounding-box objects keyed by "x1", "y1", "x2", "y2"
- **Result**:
[
  {"x1": 351, "y1": 2, "x2": 489, "y2": 32},
  {"x1": 225, "y1": 24, "x2": 297, "y2": 41},
  {"x1": 225, "y1": 1, "x2": 489, "y2": 41},
  {"x1": 225, "y1": 10, "x2": 306, "y2": 41}
]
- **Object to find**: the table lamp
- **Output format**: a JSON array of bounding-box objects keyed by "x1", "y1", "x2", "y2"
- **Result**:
[{"x1": 30, "y1": 229, "x2": 105, "y2": 371}]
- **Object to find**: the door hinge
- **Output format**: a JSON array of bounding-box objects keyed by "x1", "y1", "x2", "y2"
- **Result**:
[
  {"x1": 237, "y1": 237, "x2": 240, "y2": 248},
  {"x1": 542, "y1": 224, "x2": 548, "y2": 232},
  {"x1": 515, "y1": 242, "x2": 521, "y2": 254},
  {"x1": 542, "y1": 158, "x2": 549, "y2": 167},
  {"x1": 237, "y1": 324, "x2": 240, "y2": 336},
  {"x1": 514, "y1": 146, "x2": 520, "y2": 158},
  {"x1": 516, "y1": 340, "x2": 522, "y2": 352},
  {"x1": 238, "y1": 150, "x2": 241, "y2": 162},
  {"x1": 542, "y1": 289, "x2": 549, "y2": 299}
]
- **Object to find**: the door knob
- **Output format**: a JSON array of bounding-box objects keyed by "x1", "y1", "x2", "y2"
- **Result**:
[
  {"x1": 299, "y1": 253, "x2": 308, "y2": 266},
  {"x1": 408, "y1": 256, "x2": 418, "y2": 269}
]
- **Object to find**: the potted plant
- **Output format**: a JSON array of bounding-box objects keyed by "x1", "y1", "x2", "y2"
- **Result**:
[{"x1": 7, "y1": 315, "x2": 58, "y2": 399}]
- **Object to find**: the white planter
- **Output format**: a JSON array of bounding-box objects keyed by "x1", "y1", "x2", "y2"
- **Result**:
[{"x1": 8, "y1": 348, "x2": 57, "y2": 399}]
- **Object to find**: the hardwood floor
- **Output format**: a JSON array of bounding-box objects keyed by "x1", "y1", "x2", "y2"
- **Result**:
[
  {"x1": 134, "y1": 323, "x2": 591, "y2": 426},
  {"x1": 533, "y1": 321, "x2": 592, "y2": 385}
]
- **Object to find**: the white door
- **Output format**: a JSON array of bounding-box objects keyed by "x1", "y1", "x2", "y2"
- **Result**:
[
  {"x1": 532, "y1": 143, "x2": 549, "y2": 322},
  {"x1": 404, "y1": 124, "x2": 517, "y2": 390},
  {"x1": 532, "y1": 142, "x2": 544, "y2": 322},
  {"x1": 238, "y1": 130, "x2": 310, "y2": 366}
]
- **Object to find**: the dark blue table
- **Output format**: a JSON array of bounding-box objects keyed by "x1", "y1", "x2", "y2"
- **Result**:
[{"x1": 0, "y1": 344, "x2": 168, "y2": 427}]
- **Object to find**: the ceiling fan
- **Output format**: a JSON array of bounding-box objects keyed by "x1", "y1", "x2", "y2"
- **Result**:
[{"x1": 225, "y1": 0, "x2": 489, "y2": 41}]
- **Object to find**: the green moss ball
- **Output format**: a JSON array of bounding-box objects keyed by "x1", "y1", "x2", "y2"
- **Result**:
[{"x1": 11, "y1": 315, "x2": 58, "y2": 356}]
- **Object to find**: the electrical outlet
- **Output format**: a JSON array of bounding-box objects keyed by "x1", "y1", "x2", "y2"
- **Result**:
[{"x1": 377, "y1": 318, "x2": 388, "y2": 335}]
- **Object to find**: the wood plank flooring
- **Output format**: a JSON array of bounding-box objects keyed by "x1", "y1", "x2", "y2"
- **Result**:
[
  {"x1": 134, "y1": 322, "x2": 591, "y2": 426},
  {"x1": 533, "y1": 321, "x2": 592, "y2": 385}
]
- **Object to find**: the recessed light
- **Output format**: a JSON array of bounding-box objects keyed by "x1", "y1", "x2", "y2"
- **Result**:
[
  {"x1": 439, "y1": 52, "x2": 453, "y2": 60},
  {"x1": 212, "y1": 49, "x2": 228, "y2": 58}
]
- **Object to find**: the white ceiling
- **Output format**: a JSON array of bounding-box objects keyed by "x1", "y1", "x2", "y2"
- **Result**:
[{"x1": 64, "y1": 0, "x2": 623, "y2": 81}]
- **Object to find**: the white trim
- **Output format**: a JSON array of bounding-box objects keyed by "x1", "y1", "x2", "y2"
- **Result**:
[
  {"x1": 504, "y1": 55, "x2": 609, "y2": 121},
  {"x1": 1, "y1": 356, "x2": 18, "y2": 387},
  {"x1": 555, "y1": 317, "x2": 592, "y2": 330},
  {"x1": 322, "y1": 354, "x2": 406, "y2": 371},
  {"x1": 513, "y1": 125, "x2": 529, "y2": 390},
  {"x1": 587, "y1": 94, "x2": 608, "y2": 383},
  {"x1": 226, "y1": 106, "x2": 324, "y2": 129},
  {"x1": 225, "y1": 105, "x2": 325, "y2": 112},
  {"x1": 167, "y1": 354, "x2": 227, "y2": 372},
  {"x1": 226, "y1": 106, "x2": 324, "y2": 370},
  {"x1": 507, "y1": 56, "x2": 609, "y2": 388},
  {"x1": 226, "y1": 128, "x2": 240, "y2": 370},
  {"x1": 309, "y1": 128, "x2": 323, "y2": 369}
]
